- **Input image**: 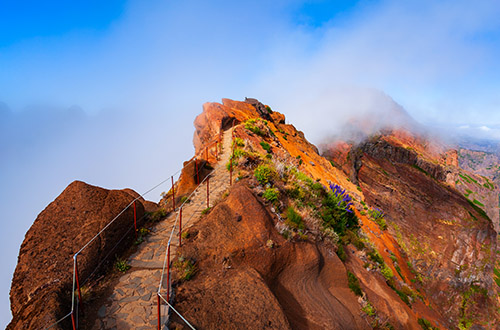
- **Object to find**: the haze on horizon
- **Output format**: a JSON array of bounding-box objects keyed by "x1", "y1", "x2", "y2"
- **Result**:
[{"x1": 2, "y1": 0, "x2": 500, "y2": 326}]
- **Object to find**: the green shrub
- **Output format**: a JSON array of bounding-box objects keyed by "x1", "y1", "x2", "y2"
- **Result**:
[
  {"x1": 412, "y1": 164, "x2": 429, "y2": 176},
  {"x1": 260, "y1": 141, "x2": 272, "y2": 153},
  {"x1": 263, "y1": 188, "x2": 279, "y2": 203},
  {"x1": 347, "y1": 271, "x2": 363, "y2": 296},
  {"x1": 368, "y1": 208, "x2": 387, "y2": 230},
  {"x1": 320, "y1": 190, "x2": 359, "y2": 237},
  {"x1": 265, "y1": 105, "x2": 273, "y2": 113},
  {"x1": 115, "y1": 259, "x2": 131, "y2": 272},
  {"x1": 395, "y1": 264, "x2": 405, "y2": 281},
  {"x1": 254, "y1": 164, "x2": 276, "y2": 185},
  {"x1": 286, "y1": 182, "x2": 305, "y2": 200},
  {"x1": 381, "y1": 265, "x2": 394, "y2": 281},
  {"x1": 367, "y1": 249, "x2": 384, "y2": 265},
  {"x1": 180, "y1": 196, "x2": 190, "y2": 204},
  {"x1": 244, "y1": 119, "x2": 265, "y2": 136},
  {"x1": 472, "y1": 199, "x2": 484, "y2": 207},
  {"x1": 362, "y1": 302, "x2": 376, "y2": 316},
  {"x1": 285, "y1": 206, "x2": 304, "y2": 230},
  {"x1": 337, "y1": 244, "x2": 347, "y2": 261},
  {"x1": 395, "y1": 287, "x2": 411, "y2": 306},
  {"x1": 174, "y1": 257, "x2": 197, "y2": 281},
  {"x1": 181, "y1": 231, "x2": 190, "y2": 239},
  {"x1": 201, "y1": 207, "x2": 211, "y2": 215},
  {"x1": 345, "y1": 230, "x2": 365, "y2": 250},
  {"x1": 232, "y1": 137, "x2": 245, "y2": 147},
  {"x1": 466, "y1": 199, "x2": 490, "y2": 220},
  {"x1": 418, "y1": 318, "x2": 438, "y2": 330},
  {"x1": 494, "y1": 268, "x2": 500, "y2": 287}
]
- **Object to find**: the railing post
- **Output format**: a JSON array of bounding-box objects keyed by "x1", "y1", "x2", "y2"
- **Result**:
[
  {"x1": 133, "y1": 201, "x2": 137, "y2": 239},
  {"x1": 71, "y1": 311, "x2": 77, "y2": 330},
  {"x1": 219, "y1": 133, "x2": 222, "y2": 154},
  {"x1": 229, "y1": 155, "x2": 233, "y2": 186},
  {"x1": 205, "y1": 146, "x2": 208, "y2": 162},
  {"x1": 195, "y1": 158, "x2": 199, "y2": 185},
  {"x1": 157, "y1": 293, "x2": 161, "y2": 330},
  {"x1": 171, "y1": 176, "x2": 175, "y2": 211},
  {"x1": 179, "y1": 207, "x2": 182, "y2": 247},
  {"x1": 166, "y1": 244, "x2": 171, "y2": 302},
  {"x1": 74, "y1": 255, "x2": 84, "y2": 315},
  {"x1": 207, "y1": 176, "x2": 210, "y2": 208}
]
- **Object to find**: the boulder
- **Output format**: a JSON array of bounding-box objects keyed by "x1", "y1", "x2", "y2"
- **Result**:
[{"x1": 8, "y1": 181, "x2": 146, "y2": 329}]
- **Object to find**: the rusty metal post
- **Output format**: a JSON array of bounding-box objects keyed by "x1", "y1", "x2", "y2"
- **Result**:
[
  {"x1": 207, "y1": 176, "x2": 210, "y2": 208},
  {"x1": 171, "y1": 176, "x2": 175, "y2": 211},
  {"x1": 74, "y1": 255, "x2": 83, "y2": 315},
  {"x1": 71, "y1": 311, "x2": 77, "y2": 330},
  {"x1": 166, "y1": 244, "x2": 171, "y2": 302},
  {"x1": 229, "y1": 155, "x2": 233, "y2": 186},
  {"x1": 157, "y1": 293, "x2": 161, "y2": 330},
  {"x1": 179, "y1": 208, "x2": 182, "y2": 247},
  {"x1": 205, "y1": 146, "x2": 208, "y2": 161},
  {"x1": 195, "y1": 158, "x2": 199, "y2": 185},
  {"x1": 133, "y1": 201, "x2": 137, "y2": 239}
]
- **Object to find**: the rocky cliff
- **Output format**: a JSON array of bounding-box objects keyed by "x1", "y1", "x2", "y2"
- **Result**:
[
  {"x1": 8, "y1": 181, "x2": 151, "y2": 329},
  {"x1": 324, "y1": 129, "x2": 500, "y2": 328}
]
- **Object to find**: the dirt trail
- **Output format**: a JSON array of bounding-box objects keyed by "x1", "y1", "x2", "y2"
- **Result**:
[{"x1": 91, "y1": 128, "x2": 233, "y2": 330}]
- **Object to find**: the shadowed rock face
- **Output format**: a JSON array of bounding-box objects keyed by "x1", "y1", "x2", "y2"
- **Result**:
[{"x1": 8, "y1": 181, "x2": 146, "y2": 330}]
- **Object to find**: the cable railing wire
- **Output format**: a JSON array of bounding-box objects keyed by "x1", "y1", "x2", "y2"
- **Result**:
[
  {"x1": 44, "y1": 132, "x2": 224, "y2": 330},
  {"x1": 159, "y1": 294, "x2": 196, "y2": 330}
]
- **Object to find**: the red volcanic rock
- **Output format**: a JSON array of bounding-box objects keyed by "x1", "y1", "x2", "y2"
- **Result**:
[
  {"x1": 8, "y1": 181, "x2": 146, "y2": 330},
  {"x1": 193, "y1": 98, "x2": 284, "y2": 155}
]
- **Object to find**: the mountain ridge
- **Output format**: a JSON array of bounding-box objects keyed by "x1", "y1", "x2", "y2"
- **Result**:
[{"x1": 8, "y1": 98, "x2": 500, "y2": 329}]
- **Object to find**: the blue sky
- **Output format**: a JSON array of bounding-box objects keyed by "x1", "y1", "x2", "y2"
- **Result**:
[{"x1": 2, "y1": 0, "x2": 500, "y2": 326}]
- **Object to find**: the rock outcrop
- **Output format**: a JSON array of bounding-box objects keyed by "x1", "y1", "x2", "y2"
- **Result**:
[
  {"x1": 172, "y1": 183, "x2": 371, "y2": 330},
  {"x1": 8, "y1": 181, "x2": 147, "y2": 329}
]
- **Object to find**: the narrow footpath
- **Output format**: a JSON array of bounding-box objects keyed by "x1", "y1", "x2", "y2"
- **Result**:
[{"x1": 92, "y1": 128, "x2": 233, "y2": 330}]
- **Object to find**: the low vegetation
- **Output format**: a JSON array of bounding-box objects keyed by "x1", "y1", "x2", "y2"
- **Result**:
[
  {"x1": 367, "y1": 208, "x2": 387, "y2": 230},
  {"x1": 347, "y1": 271, "x2": 362, "y2": 296},
  {"x1": 114, "y1": 258, "x2": 131, "y2": 272},
  {"x1": 263, "y1": 187, "x2": 279, "y2": 204},
  {"x1": 254, "y1": 164, "x2": 276, "y2": 185},
  {"x1": 285, "y1": 206, "x2": 305, "y2": 230},
  {"x1": 418, "y1": 318, "x2": 439, "y2": 330},
  {"x1": 260, "y1": 141, "x2": 272, "y2": 153},
  {"x1": 174, "y1": 257, "x2": 197, "y2": 281}
]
